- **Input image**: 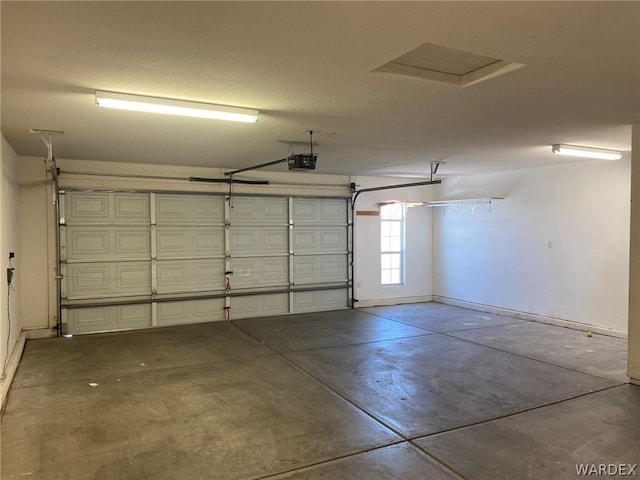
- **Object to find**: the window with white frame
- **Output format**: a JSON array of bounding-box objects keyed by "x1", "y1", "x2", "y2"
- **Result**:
[{"x1": 380, "y1": 203, "x2": 405, "y2": 285}]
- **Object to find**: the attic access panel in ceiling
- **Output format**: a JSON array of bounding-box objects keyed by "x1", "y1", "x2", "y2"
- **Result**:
[{"x1": 374, "y1": 42, "x2": 525, "y2": 87}]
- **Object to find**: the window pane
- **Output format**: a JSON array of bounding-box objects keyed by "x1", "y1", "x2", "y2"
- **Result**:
[
  {"x1": 381, "y1": 204, "x2": 402, "y2": 220},
  {"x1": 380, "y1": 203, "x2": 404, "y2": 285}
]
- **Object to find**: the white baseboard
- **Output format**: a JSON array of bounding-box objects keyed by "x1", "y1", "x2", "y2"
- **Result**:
[
  {"x1": 1, "y1": 331, "x2": 26, "y2": 412},
  {"x1": 24, "y1": 327, "x2": 57, "y2": 339},
  {"x1": 433, "y1": 296, "x2": 627, "y2": 339},
  {"x1": 356, "y1": 295, "x2": 433, "y2": 308}
]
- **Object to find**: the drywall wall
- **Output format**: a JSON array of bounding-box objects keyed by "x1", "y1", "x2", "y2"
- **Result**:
[
  {"x1": 352, "y1": 176, "x2": 434, "y2": 306},
  {"x1": 18, "y1": 156, "x2": 55, "y2": 332},
  {"x1": 433, "y1": 159, "x2": 631, "y2": 334},
  {"x1": 628, "y1": 124, "x2": 639, "y2": 383},
  {"x1": 1, "y1": 135, "x2": 22, "y2": 374},
  {"x1": 54, "y1": 158, "x2": 352, "y2": 197}
]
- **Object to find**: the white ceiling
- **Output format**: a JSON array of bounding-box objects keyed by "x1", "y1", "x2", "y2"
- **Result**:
[{"x1": 2, "y1": 1, "x2": 638, "y2": 178}]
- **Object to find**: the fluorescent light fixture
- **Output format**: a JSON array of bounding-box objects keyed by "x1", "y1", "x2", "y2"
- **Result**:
[
  {"x1": 551, "y1": 144, "x2": 622, "y2": 161},
  {"x1": 95, "y1": 91, "x2": 259, "y2": 123}
]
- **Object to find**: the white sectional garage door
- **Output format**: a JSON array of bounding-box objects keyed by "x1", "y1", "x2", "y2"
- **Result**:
[{"x1": 60, "y1": 191, "x2": 350, "y2": 334}]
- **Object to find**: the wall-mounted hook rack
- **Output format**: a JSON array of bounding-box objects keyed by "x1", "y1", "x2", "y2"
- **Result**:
[{"x1": 426, "y1": 197, "x2": 504, "y2": 213}]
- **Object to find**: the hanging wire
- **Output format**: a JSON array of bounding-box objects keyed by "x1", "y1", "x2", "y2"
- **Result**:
[{"x1": 2, "y1": 257, "x2": 15, "y2": 379}]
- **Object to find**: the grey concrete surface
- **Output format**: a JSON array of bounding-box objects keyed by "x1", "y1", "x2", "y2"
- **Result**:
[
  {"x1": 2, "y1": 335, "x2": 400, "y2": 479},
  {"x1": 233, "y1": 308, "x2": 433, "y2": 353},
  {"x1": 363, "y1": 302, "x2": 523, "y2": 332},
  {"x1": 1, "y1": 303, "x2": 634, "y2": 480},
  {"x1": 11, "y1": 322, "x2": 273, "y2": 389},
  {"x1": 286, "y1": 333, "x2": 619, "y2": 437},
  {"x1": 267, "y1": 442, "x2": 463, "y2": 479},
  {"x1": 416, "y1": 385, "x2": 640, "y2": 480},
  {"x1": 449, "y1": 321, "x2": 628, "y2": 382}
]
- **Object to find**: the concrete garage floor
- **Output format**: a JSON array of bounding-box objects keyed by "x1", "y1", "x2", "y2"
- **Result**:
[{"x1": 1, "y1": 303, "x2": 638, "y2": 480}]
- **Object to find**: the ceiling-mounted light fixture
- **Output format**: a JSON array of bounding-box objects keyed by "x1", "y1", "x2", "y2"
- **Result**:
[
  {"x1": 551, "y1": 144, "x2": 622, "y2": 161},
  {"x1": 95, "y1": 91, "x2": 259, "y2": 123}
]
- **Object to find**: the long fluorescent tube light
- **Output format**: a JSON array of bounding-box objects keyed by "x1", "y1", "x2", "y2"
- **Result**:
[
  {"x1": 552, "y1": 144, "x2": 622, "y2": 161},
  {"x1": 95, "y1": 91, "x2": 259, "y2": 123}
]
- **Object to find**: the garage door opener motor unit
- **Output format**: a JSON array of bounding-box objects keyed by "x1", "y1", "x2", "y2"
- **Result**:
[{"x1": 287, "y1": 130, "x2": 317, "y2": 171}]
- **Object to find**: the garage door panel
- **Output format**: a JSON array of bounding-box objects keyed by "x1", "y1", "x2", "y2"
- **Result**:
[
  {"x1": 230, "y1": 257, "x2": 288, "y2": 289},
  {"x1": 230, "y1": 227, "x2": 289, "y2": 255},
  {"x1": 67, "y1": 193, "x2": 107, "y2": 222},
  {"x1": 65, "y1": 227, "x2": 150, "y2": 261},
  {"x1": 155, "y1": 194, "x2": 224, "y2": 224},
  {"x1": 157, "y1": 298, "x2": 225, "y2": 326},
  {"x1": 67, "y1": 304, "x2": 152, "y2": 334},
  {"x1": 61, "y1": 192, "x2": 349, "y2": 334},
  {"x1": 231, "y1": 293, "x2": 289, "y2": 319},
  {"x1": 230, "y1": 197, "x2": 288, "y2": 224},
  {"x1": 115, "y1": 230, "x2": 150, "y2": 257},
  {"x1": 293, "y1": 227, "x2": 347, "y2": 254},
  {"x1": 156, "y1": 259, "x2": 225, "y2": 293},
  {"x1": 156, "y1": 227, "x2": 224, "y2": 258},
  {"x1": 293, "y1": 198, "x2": 347, "y2": 224},
  {"x1": 292, "y1": 289, "x2": 349, "y2": 313},
  {"x1": 65, "y1": 262, "x2": 151, "y2": 299},
  {"x1": 65, "y1": 192, "x2": 150, "y2": 224},
  {"x1": 116, "y1": 195, "x2": 149, "y2": 219},
  {"x1": 293, "y1": 255, "x2": 348, "y2": 284}
]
